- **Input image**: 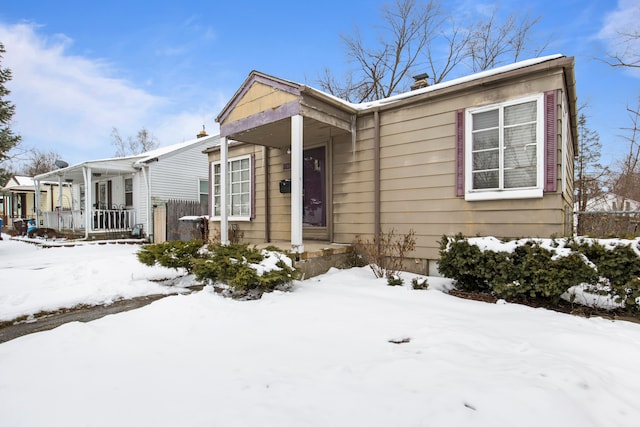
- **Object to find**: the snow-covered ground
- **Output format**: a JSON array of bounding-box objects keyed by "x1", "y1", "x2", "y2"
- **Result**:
[{"x1": 1, "y1": 235, "x2": 640, "y2": 426}]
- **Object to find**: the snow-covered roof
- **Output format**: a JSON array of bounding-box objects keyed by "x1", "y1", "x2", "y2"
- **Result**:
[
  {"x1": 298, "y1": 54, "x2": 565, "y2": 111},
  {"x1": 134, "y1": 133, "x2": 219, "y2": 165},
  {"x1": 34, "y1": 134, "x2": 220, "y2": 182},
  {"x1": 1, "y1": 175, "x2": 69, "y2": 192}
]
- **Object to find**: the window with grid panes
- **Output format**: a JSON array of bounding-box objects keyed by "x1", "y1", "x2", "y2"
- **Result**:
[{"x1": 212, "y1": 155, "x2": 251, "y2": 219}]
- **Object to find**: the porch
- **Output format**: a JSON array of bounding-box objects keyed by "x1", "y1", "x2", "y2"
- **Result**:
[
  {"x1": 34, "y1": 157, "x2": 148, "y2": 240},
  {"x1": 213, "y1": 71, "x2": 358, "y2": 254},
  {"x1": 40, "y1": 207, "x2": 137, "y2": 236}
]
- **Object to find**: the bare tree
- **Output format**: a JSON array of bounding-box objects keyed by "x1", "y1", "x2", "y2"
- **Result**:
[
  {"x1": 318, "y1": 0, "x2": 545, "y2": 103},
  {"x1": 610, "y1": 99, "x2": 640, "y2": 203},
  {"x1": 467, "y1": 10, "x2": 544, "y2": 72},
  {"x1": 111, "y1": 127, "x2": 159, "y2": 157},
  {"x1": 21, "y1": 148, "x2": 61, "y2": 176},
  {"x1": 604, "y1": 30, "x2": 640, "y2": 69},
  {"x1": 320, "y1": 0, "x2": 441, "y2": 103}
]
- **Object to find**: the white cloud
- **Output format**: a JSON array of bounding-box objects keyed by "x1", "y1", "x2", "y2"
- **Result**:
[
  {"x1": 598, "y1": 0, "x2": 640, "y2": 73},
  {"x1": 0, "y1": 22, "x2": 168, "y2": 163}
]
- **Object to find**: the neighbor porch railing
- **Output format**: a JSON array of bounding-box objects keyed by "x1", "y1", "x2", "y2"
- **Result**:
[{"x1": 42, "y1": 208, "x2": 136, "y2": 232}]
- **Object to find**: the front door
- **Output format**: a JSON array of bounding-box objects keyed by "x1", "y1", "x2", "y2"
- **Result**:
[{"x1": 303, "y1": 146, "x2": 328, "y2": 239}]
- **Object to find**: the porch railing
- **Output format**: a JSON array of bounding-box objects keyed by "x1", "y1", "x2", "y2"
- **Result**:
[{"x1": 42, "y1": 209, "x2": 136, "y2": 232}]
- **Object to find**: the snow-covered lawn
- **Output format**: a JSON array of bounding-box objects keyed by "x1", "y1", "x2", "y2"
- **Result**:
[{"x1": 1, "y1": 236, "x2": 640, "y2": 427}]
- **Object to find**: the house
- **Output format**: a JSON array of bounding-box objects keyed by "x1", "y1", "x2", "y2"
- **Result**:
[
  {"x1": 0, "y1": 175, "x2": 72, "y2": 233},
  {"x1": 206, "y1": 54, "x2": 577, "y2": 275},
  {"x1": 581, "y1": 193, "x2": 640, "y2": 212},
  {"x1": 576, "y1": 193, "x2": 640, "y2": 237},
  {"x1": 34, "y1": 133, "x2": 218, "y2": 241}
]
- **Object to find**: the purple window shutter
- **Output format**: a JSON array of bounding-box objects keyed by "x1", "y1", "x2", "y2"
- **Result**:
[
  {"x1": 544, "y1": 90, "x2": 558, "y2": 192},
  {"x1": 455, "y1": 109, "x2": 465, "y2": 197}
]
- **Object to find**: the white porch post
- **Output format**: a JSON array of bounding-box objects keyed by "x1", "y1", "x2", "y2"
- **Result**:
[
  {"x1": 220, "y1": 136, "x2": 229, "y2": 245},
  {"x1": 291, "y1": 114, "x2": 304, "y2": 253},
  {"x1": 141, "y1": 165, "x2": 152, "y2": 241},
  {"x1": 58, "y1": 174, "x2": 63, "y2": 229},
  {"x1": 33, "y1": 179, "x2": 41, "y2": 226},
  {"x1": 83, "y1": 166, "x2": 92, "y2": 239}
]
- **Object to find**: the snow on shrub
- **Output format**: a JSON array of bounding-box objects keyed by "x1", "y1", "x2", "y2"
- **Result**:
[{"x1": 439, "y1": 234, "x2": 640, "y2": 312}]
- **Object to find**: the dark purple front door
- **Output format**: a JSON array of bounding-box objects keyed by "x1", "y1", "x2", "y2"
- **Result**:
[{"x1": 303, "y1": 147, "x2": 326, "y2": 227}]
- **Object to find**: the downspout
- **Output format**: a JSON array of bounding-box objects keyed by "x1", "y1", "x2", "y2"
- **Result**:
[
  {"x1": 263, "y1": 146, "x2": 270, "y2": 243},
  {"x1": 374, "y1": 109, "x2": 381, "y2": 237}
]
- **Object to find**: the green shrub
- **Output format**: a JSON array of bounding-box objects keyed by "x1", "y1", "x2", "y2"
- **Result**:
[
  {"x1": 439, "y1": 234, "x2": 640, "y2": 313},
  {"x1": 438, "y1": 234, "x2": 496, "y2": 291},
  {"x1": 192, "y1": 243, "x2": 297, "y2": 300},
  {"x1": 386, "y1": 274, "x2": 403, "y2": 286},
  {"x1": 571, "y1": 240, "x2": 640, "y2": 310},
  {"x1": 491, "y1": 242, "x2": 597, "y2": 303},
  {"x1": 411, "y1": 277, "x2": 429, "y2": 290},
  {"x1": 137, "y1": 240, "x2": 205, "y2": 273}
]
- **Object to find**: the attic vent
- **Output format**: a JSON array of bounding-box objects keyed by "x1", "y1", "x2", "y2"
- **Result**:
[
  {"x1": 197, "y1": 125, "x2": 208, "y2": 138},
  {"x1": 411, "y1": 73, "x2": 429, "y2": 90}
]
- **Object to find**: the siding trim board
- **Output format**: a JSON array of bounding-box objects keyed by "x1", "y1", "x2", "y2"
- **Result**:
[
  {"x1": 220, "y1": 101, "x2": 301, "y2": 139},
  {"x1": 455, "y1": 109, "x2": 465, "y2": 197}
]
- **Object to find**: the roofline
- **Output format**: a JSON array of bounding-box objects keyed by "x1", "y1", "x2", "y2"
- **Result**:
[
  {"x1": 136, "y1": 133, "x2": 220, "y2": 164},
  {"x1": 354, "y1": 54, "x2": 567, "y2": 112},
  {"x1": 216, "y1": 71, "x2": 304, "y2": 124},
  {"x1": 221, "y1": 55, "x2": 570, "y2": 121}
]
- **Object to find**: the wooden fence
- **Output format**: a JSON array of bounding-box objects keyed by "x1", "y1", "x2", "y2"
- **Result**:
[
  {"x1": 575, "y1": 211, "x2": 640, "y2": 237},
  {"x1": 160, "y1": 199, "x2": 208, "y2": 242}
]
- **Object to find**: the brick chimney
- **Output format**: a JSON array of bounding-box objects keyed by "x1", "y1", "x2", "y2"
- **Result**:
[
  {"x1": 411, "y1": 73, "x2": 429, "y2": 90},
  {"x1": 197, "y1": 125, "x2": 208, "y2": 138}
]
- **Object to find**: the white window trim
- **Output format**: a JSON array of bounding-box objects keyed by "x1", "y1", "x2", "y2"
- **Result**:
[
  {"x1": 465, "y1": 94, "x2": 544, "y2": 201},
  {"x1": 211, "y1": 154, "x2": 252, "y2": 222}
]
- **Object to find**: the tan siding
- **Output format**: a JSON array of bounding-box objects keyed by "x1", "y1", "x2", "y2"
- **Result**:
[
  {"x1": 209, "y1": 62, "x2": 574, "y2": 265},
  {"x1": 225, "y1": 82, "x2": 298, "y2": 124},
  {"x1": 328, "y1": 69, "x2": 571, "y2": 261}
]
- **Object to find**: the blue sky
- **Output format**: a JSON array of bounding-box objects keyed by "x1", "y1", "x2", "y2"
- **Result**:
[{"x1": 0, "y1": 0, "x2": 638, "y2": 168}]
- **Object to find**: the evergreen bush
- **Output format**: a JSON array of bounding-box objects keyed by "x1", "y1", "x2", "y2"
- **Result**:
[
  {"x1": 439, "y1": 234, "x2": 640, "y2": 313},
  {"x1": 137, "y1": 240, "x2": 205, "y2": 273},
  {"x1": 192, "y1": 243, "x2": 296, "y2": 300}
]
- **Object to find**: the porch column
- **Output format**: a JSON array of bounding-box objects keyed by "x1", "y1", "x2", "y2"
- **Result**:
[
  {"x1": 58, "y1": 174, "x2": 63, "y2": 229},
  {"x1": 291, "y1": 114, "x2": 304, "y2": 253},
  {"x1": 33, "y1": 178, "x2": 41, "y2": 227},
  {"x1": 83, "y1": 166, "x2": 92, "y2": 239},
  {"x1": 220, "y1": 136, "x2": 229, "y2": 245}
]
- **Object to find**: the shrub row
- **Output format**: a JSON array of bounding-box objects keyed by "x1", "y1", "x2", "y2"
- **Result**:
[
  {"x1": 137, "y1": 241, "x2": 297, "y2": 300},
  {"x1": 439, "y1": 234, "x2": 640, "y2": 312}
]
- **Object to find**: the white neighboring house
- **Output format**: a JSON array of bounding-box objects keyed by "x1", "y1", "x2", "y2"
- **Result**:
[
  {"x1": 34, "y1": 134, "x2": 219, "y2": 241},
  {"x1": 582, "y1": 193, "x2": 640, "y2": 212}
]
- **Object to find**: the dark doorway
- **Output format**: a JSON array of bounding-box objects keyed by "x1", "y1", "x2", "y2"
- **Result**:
[{"x1": 303, "y1": 146, "x2": 326, "y2": 227}]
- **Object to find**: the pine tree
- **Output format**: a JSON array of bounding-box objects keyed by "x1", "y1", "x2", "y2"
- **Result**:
[
  {"x1": 0, "y1": 42, "x2": 22, "y2": 184},
  {"x1": 575, "y1": 113, "x2": 606, "y2": 213}
]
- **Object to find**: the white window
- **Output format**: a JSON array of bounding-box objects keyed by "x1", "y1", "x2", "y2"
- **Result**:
[
  {"x1": 125, "y1": 178, "x2": 133, "y2": 207},
  {"x1": 199, "y1": 179, "x2": 209, "y2": 206},
  {"x1": 212, "y1": 155, "x2": 252, "y2": 220},
  {"x1": 465, "y1": 94, "x2": 544, "y2": 201}
]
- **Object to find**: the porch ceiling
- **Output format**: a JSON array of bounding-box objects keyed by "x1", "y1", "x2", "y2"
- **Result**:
[{"x1": 227, "y1": 116, "x2": 350, "y2": 148}]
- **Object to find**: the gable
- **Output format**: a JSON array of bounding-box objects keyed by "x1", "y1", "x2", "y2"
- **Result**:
[{"x1": 224, "y1": 82, "x2": 300, "y2": 125}]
